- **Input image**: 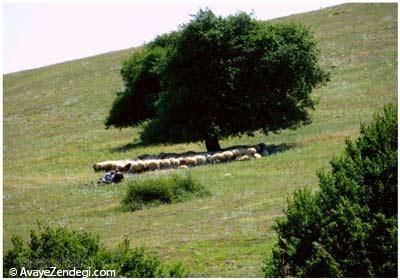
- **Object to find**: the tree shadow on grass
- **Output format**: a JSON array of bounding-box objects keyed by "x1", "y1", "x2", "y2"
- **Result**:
[
  {"x1": 109, "y1": 140, "x2": 296, "y2": 160},
  {"x1": 263, "y1": 143, "x2": 296, "y2": 155},
  {"x1": 109, "y1": 141, "x2": 146, "y2": 153}
]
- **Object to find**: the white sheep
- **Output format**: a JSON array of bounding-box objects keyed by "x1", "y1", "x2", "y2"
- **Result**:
[
  {"x1": 146, "y1": 159, "x2": 160, "y2": 171},
  {"x1": 160, "y1": 159, "x2": 171, "y2": 169},
  {"x1": 103, "y1": 161, "x2": 118, "y2": 171},
  {"x1": 185, "y1": 156, "x2": 198, "y2": 166},
  {"x1": 179, "y1": 165, "x2": 189, "y2": 170},
  {"x1": 246, "y1": 147, "x2": 257, "y2": 156},
  {"x1": 116, "y1": 160, "x2": 131, "y2": 171},
  {"x1": 93, "y1": 160, "x2": 120, "y2": 171},
  {"x1": 129, "y1": 160, "x2": 147, "y2": 173},
  {"x1": 254, "y1": 153, "x2": 262, "y2": 159},
  {"x1": 210, "y1": 153, "x2": 224, "y2": 163},
  {"x1": 222, "y1": 151, "x2": 234, "y2": 161},
  {"x1": 231, "y1": 149, "x2": 242, "y2": 158},
  {"x1": 170, "y1": 158, "x2": 180, "y2": 168},
  {"x1": 194, "y1": 155, "x2": 207, "y2": 165},
  {"x1": 237, "y1": 155, "x2": 251, "y2": 161}
]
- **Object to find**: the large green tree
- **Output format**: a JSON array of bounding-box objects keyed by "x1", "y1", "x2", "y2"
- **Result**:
[{"x1": 106, "y1": 9, "x2": 329, "y2": 151}]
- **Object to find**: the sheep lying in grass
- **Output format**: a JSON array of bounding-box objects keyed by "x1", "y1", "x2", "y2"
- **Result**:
[
  {"x1": 209, "y1": 153, "x2": 224, "y2": 164},
  {"x1": 93, "y1": 160, "x2": 121, "y2": 172},
  {"x1": 237, "y1": 155, "x2": 251, "y2": 161},
  {"x1": 232, "y1": 149, "x2": 242, "y2": 158},
  {"x1": 116, "y1": 161, "x2": 132, "y2": 172},
  {"x1": 246, "y1": 147, "x2": 257, "y2": 156},
  {"x1": 235, "y1": 150, "x2": 261, "y2": 161},
  {"x1": 147, "y1": 160, "x2": 160, "y2": 171},
  {"x1": 170, "y1": 158, "x2": 180, "y2": 168},
  {"x1": 160, "y1": 159, "x2": 171, "y2": 169},
  {"x1": 103, "y1": 161, "x2": 119, "y2": 171},
  {"x1": 129, "y1": 160, "x2": 147, "y2": 173},
  {"x1": 194, "y1": 155, "x2": 207, "y2": 165},
  {"x1": 94, "y1": 144, "x2": 266, "y2": 174},
  {"x1": 186, "y1": 156, "x2": 198, "y2": 167},
  {"x1": 222, "y1": 151, "x2": 234, "y2": 161}
]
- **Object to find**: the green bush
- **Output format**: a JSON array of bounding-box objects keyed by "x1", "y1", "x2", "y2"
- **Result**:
[
  {"x1": 108, "y1": 237, "x2": 187, "y2": 277},
  {"x1": 264, "y1": 104, "x2": 398, "y2": 277},
  {"x1": 4, "y1": 225, "x2": 187, "y2": 278},
  {"x1": 3, "y1": 225, "x2": 103, "y2": 275},
  {"x1": 122, "y1": 174, "x2": 210, "y2": 211}
]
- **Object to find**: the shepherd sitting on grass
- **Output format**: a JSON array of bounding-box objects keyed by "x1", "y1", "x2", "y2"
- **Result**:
[{"x1": 98, "y1": 169, "x2": 124, "y2": 185}]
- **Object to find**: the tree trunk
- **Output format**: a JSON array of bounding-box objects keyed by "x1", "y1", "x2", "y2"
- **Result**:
[{"x1": 205, "y1": 135, "x2": 221, "y2": 152}]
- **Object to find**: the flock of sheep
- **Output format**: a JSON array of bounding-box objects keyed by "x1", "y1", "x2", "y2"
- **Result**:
[{"x1": 93, "y1": 146, "x2": 265, "y2": 174}]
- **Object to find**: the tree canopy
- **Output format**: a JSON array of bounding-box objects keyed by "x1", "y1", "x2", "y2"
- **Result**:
[{"x1": 106, "y1": 9, "x2": 329, "y2": 151}]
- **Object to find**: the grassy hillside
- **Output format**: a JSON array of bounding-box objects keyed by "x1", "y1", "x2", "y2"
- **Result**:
[{"x1": 3, "y1": 3, "x2": 397, "y2": 277}]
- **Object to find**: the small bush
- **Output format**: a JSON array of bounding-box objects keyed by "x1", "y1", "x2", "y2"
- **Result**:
[
  {"x1": 4, "y1": 225, "x2": 187, "y2": 278},
  {"x1": 122, "y1": 173, "x2": 210, "y2": 211},
  {"x1": 264, "y1": 104, "x2": 398, "y2": 277}
]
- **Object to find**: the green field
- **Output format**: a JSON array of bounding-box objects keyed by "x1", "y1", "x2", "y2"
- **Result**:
[{"x1": 3, "y1": 3, "x2": 397, "y2": 277}]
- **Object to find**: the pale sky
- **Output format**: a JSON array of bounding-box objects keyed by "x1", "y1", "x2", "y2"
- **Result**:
[{"x1": 3, "y1": 0, "x2": 346, "y2": 74}]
